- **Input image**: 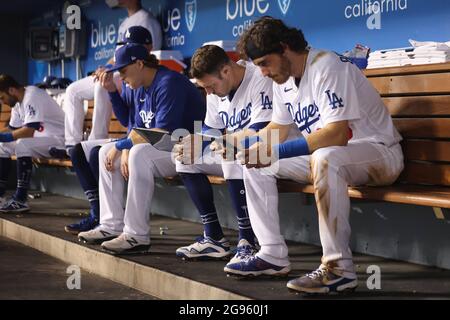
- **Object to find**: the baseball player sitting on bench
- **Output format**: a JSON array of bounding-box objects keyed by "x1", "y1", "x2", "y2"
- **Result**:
[
  {"x1": 228, "y1": 17, "x2": 404, "y2": 294},
  {"x1": 0, "y1": 74, "x2": 65, "y2": 213},
  {"x1": 174, "y1": 45, "x2": 273, "y2": 269},
  {"x1": 77, "y1": 44, "x2": 206, "y2": 255},
  {"x1": 63, "y1": 26, "x2": 155, "y2": 235},
  {"x1": 49, "y1": 0, "x2": 162, "y2": 159}
]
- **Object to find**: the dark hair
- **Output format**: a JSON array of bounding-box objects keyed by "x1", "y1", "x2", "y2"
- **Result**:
[
  {"x1": 237, "y1": 16, "x2": 308, "y2": 60},
  {"x1": 0, "y1": 74, "x2": 21, "y2": 92},
  {"x1": 143, "y1": 54, "x2": 159, "y2": 69},
  {"x1": 190, "y1": 45, "x2": 231, "y2": 79}
]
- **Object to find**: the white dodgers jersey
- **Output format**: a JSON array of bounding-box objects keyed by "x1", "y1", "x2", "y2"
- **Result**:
[
  {"x1": 205, "y1": 61, "x2": 273, "y2": 133},
  {"x1": 118, "y1": 9, "x2": 163, "y2": 50},
  {"x1": 272, "y1": 48, "x2": 402, "y2": 147},
  {"x1": 9, "y1": 86, "x2": 65, "y2": 138}
]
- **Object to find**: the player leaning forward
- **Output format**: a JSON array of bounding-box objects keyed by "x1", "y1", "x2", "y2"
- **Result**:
[
  {"x1": 174, "y1": 45, "x2": 273, "y2": 265},
  {"x1": 77, "y1": 44, "x2": 206, "y2": 254},
  {"x1": 228, "y1": 17, "x2": 404, "y2": 294},
  {"x1": 0, "y1": 74, "x2": 65, "y2": 212}
]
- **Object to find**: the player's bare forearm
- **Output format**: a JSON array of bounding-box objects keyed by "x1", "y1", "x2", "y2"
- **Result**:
[
  {"x1": 257, "y1": 122, "x2": 291, "y2": 147},
  {"x1": 305, "y1": 120, "x2": 349, "y2": 152},
  {"x1": 12, "y1": 127, "x2": 35, "y2": 140}
]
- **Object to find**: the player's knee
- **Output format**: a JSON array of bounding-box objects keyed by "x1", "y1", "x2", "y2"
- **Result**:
[{"x1": 128, "y1": 145, "x2": 148, "y2": 168}]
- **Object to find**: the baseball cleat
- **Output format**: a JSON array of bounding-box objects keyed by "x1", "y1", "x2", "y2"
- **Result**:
[
  {"x1": 227, "y1": 239, "x2": 258, "y2": 265},
  {"x1": 65, "y1": 215, "x2": 99, "y2": 235},
  {"x1": 287, "y1": 267, "x2": 358, "y2": 294},
  {"x1": 101, "y1": 233, "x2": 151, "y2": 255},
  {"x1": 176, "y1": 235, "x2": 231, "y2": 260},
  {"x1": 78, "y1": 226, "x2": 120, "y2": 244},
  {"x1": 224, "y1": 256, "x2": 291, "y2": 278},
  {"x1": 48, "y1": 147, "x2": 70, "y2": 160},
  {"x1": 0, "y1": 198, "x2": 30, "y2": 213}
]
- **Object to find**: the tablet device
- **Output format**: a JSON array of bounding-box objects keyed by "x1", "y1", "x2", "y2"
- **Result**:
[{"x1": 133, "y1": 128, "x2": 175, "y2": 152}]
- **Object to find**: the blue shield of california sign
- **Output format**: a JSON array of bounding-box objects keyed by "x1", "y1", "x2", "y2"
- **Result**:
[
  {"x1": 278, "y1": 0, "x2": 291, "y2": 15},
  {"x1": 185, "y1": 0, "x2": 197, "y2": 32}
]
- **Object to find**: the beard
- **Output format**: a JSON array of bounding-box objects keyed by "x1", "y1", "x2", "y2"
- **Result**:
[{"x1": 270, "y1": 57, "x2": 291, "y2": 84}]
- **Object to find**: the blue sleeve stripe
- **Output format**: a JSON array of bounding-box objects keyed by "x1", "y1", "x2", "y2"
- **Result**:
[
  {"x1": 25, "y1": 122, "x2": 41, "y2": 130},
  {"x1": 248, "y1": 121, "x2": 270, "y2": 132}
]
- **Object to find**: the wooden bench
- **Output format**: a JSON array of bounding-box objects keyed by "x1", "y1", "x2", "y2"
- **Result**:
[
  {"x1": 0, "y1": 101, "x2": 128, "y2": 167},
  {"x1": 190, "y1": 62, "x2": 450, "y2": 210},
  {"x1": 2, "y1": 62, "x2": 450, "y2": 211}
]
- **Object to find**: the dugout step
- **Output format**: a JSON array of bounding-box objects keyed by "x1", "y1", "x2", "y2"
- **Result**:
[{"x1": 1, "y1": 193, "x2": 450, "y2": 300}]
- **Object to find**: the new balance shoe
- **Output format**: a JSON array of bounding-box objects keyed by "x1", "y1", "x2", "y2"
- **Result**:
[
  {"x1": 227, "y1": 239, "x2": 258, "y2": 265},
  {"x1": 101, "y1": 233, "x2": 151, "y2": 255},
  {"x1": 287, "y1": 266, "x2": 358, "y2": 294},
  {"x1": 0, "y1": 198, "x2": 30, "y2": 213},
  {"x1": 78, "y1": 226, "x2": 120, "y2": 244},
  {"x1": 65, "y1": 215, "x2": 99, "y2": 235},
  {"x1": 176, "y1": 235, "x2": 231, "y2": 260},
  {"x1": 224, "y1": 256, "x2": 291, "y2": 277}
]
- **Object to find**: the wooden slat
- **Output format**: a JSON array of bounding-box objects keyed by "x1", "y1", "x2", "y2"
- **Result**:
[
  {"x1": 393, "y1": 118, "x2": 450, "y2": 139},
  {"x1": 84, "y1": 119, "x2": 127, "y2": 133},
  {"x1": 364, "y1": 62, "x2": 450, "y2": 77},
  {"x1": 400, "y1": 162, "x2": 450, "y2": 186},
  {"x1": 402, "y1": 140, "x2": 450, "y2": 162},
  {"x1": 1, "y1": 104, "x2": 11, "y2": 112},
  {"x1": 369, "y1": 73, "x2": 450, "y2": 96},
  {"x1": 276, "y1": 179, "x2": 450, "y2": 208},
  {"x1": 384, "y1": 95, "x2": 450, "y2": 116},
  {"x1": 196, "y1": 177, "x2": 450, "y2": 208}
]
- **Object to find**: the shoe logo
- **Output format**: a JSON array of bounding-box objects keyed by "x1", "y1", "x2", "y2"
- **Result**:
[
  {"x1": 221, "y1": 97, "x2": 227, "y2": 102},
  {"x1": 140, "y1": 98, "x2": 146, "y2": 103},
  {"x1": 126, "y1": 237, "x2": 138, "y2": 247},
  {"x1": 322, "y1": 276, "x2": 344, "y2": 286},
  {"x1": 284, "y1": 87, "x2": 293, "y2": 92},
  {"x1": 100, "y1": 230, "x2": 111, "y2": 237}
]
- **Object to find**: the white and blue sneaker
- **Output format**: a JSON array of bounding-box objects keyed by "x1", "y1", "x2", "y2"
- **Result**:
[
  {"x1": 287, "y1": 266, "x2": 358, "y2": 294},
  {"x1": 227, "y1": 239, "x2": 258, "y2": 265},
  {"x1": 78, "y1": 226, "x2": 120, "y2": 244},
  {"x1": 101, "y1": 233, "x2": 151, "y2": 255},
  {"x1": 0, "y1": 198, "x2": 30, "y2": 213},
  {"x1": 176, "y1": 235, "x2": 231, "y2": 260},
  {"x1": 224, "y1": 255, "x2": 291, "y2": 277}
]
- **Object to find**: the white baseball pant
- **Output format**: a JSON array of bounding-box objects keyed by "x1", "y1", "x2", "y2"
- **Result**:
[
  {"x1": 63, "y1": 73, "x2": 121, "y2": 146},
  {"x1": 98, "y1": 142, "x2": 177, "y2": 241},
  {"x1": 243, "y1": 141, "x2": 403, "y2": 278},
  {"x1": 0, "y1": 137, "x2": 65, "y2": 158}
]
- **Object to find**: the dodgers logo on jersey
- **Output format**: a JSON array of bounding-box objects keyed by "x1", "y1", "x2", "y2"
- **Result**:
[
  {"x1": 287, "y1": 102, "x2": 321, "y2": 134},
  {"x1": 185, "y1": 0, "x2": 197, "y2": 32},
  {"x1": 325, "y1": 90, "x2": 345, "y2": 110},
  {"x1": 139, "y1": 110, "x2": 155, "y2": 129},
  {"x1": 260, "y1": 92, "x2": 273, "y2": 110},
  {"x1": 27, "y1": 105, "x2": 36, "y2": 117},
  {"x1": 278, "y1": 0, "x2": 291, "y2": 15},
  {"x1": 219, "y1": 103, "x2": 252, "y2": 131}
]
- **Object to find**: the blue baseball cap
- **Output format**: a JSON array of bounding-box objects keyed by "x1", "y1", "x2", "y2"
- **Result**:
[
  {"x1": 117, "y1": 26, "x2": 153, "y2": 46},
  {"x1": 107, "y1": 43, "x2": 151, "y2": 73}
]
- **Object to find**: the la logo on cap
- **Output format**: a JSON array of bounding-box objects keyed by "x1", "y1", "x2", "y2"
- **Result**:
[
  {"x1": 131, "y1": 56, "x2": 137, "y2": 60},
  {"x1": 125, "y1": 30, "x2": 131, "y2": 39}
]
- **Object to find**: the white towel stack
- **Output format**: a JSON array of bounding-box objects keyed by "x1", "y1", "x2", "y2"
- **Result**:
[{"x1": 367, "y1": 39, "x2": 450, "y2": 69}]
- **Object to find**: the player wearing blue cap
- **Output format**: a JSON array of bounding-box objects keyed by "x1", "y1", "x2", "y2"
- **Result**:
[
  {"x1": 50, "y1": 0, "x2": 162, "y2": 159},
  {"x1": 78, "y1": 44, "x2": 206, "y2": 255},
  {"x1": 64, "y1": 26, "x2": 155, "y2": 235}
]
